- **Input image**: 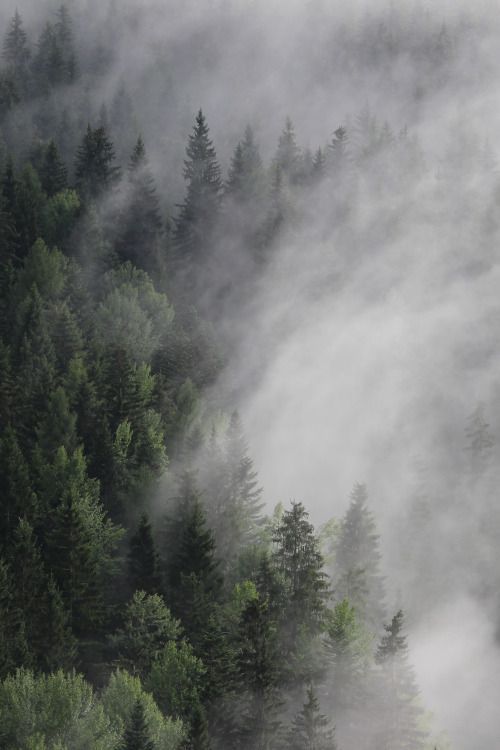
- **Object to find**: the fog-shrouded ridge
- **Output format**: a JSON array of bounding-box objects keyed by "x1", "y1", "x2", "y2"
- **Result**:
[{"x1": 1, "y1": 1, "x2": 500, "y2": 749}]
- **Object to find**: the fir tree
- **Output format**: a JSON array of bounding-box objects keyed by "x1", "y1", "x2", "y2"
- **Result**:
[
  {"x1": 272, "y1": 501, "x2": 329, "y2": 640},
  {"x1": 374, "y1": 610, "x2": 427, "y2": 750},
  {"x1": 464, "y1": 402, "x2": 495, "y2": 476},
  {"x1": 287, "y1": 685, "x2": 337, "y2": 750},
  {"x1": 2, "y1": 11, "x2": 30, "y2": 94},
  {"x1": 75, "y1": 124, "x2": 121, "y2": 200},
  {"x1": 128, "y1": 513, "x2": 163, "y2": 595},
  {"x1": 334, "y1": 483, "x2": 386, "y2": 633},
  {"x1": 173, "y1": 109, "x2": 222, "y2": 276},
  {"x1": 40, "y1": 140, "x2": 68, "y2": 196},
  {"x1": 121, "y1": 699, "x2": 155, "y2": 750},
  {"x1": 236, "y1": 594, "x2": 282, "y2": 750},
  {"x1": 116, "y1": 136, "x2": 163, "y2": 272},
  {"x1": 275, "y1": 117, "x2": 302, "y2": 183}
]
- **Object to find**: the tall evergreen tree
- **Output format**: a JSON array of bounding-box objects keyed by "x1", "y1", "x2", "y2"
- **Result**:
[
  {"x1": 173, "y1": 109, "x2": 222, "y2": 276},
  {"x1": 334, "y1": 483, "x2": 386, "y2": 634},
  {"x1": 121, "y1": 699, "x2": 155, "y2": 750},
  {"x1": 274, "y1": 117, "x2": 302, "y2": 183},
  {"x1": 2, "y1": 11, "x2": 30, "y2": 95},
  {"x1": 374, "y1": 610, "x2": 427, "y2": 750},
  {"x1": 128, "y1": 513, "x2": 163, "y2": 595},
  {"x1": 116, "y1": 136, "x2": 163, "y2": 272},
  {"x1": 75, "y1": 124, "x2": 121, "y2": 200},
  {"x1": 236, "y1": 594, "x2": 282, "y2": 750},
  {"x1": 287, "y1": 685, "x2": 337, "y2": 750},
  {"x1": 40, "y1": 140, "x2": 68, "y2": 196},
  {"x1": 272, "y1": 501, "x2": 329, "y2": 644},
  {"x1": 464, "y1": 401, "x2": 495, "y2": 476}
]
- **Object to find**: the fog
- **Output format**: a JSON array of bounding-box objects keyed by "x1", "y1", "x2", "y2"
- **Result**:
[{"x1": 3, "y1": 0, "x2": 500, "y2": 746}]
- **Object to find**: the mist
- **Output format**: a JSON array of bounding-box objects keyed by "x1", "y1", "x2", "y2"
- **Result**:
[{"x1": 2, "y1": 0, "x2": 500, "y2": 748}]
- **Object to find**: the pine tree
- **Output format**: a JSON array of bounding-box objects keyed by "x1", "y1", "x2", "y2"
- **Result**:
[
  {"x1": 374, "y1": 610, "x2": 427, "y2": 750},
  {"x1": 226, "y1": 126, "x2": 263, "y2": 202},
  {"x1": 272, "y1": 501, "x2": 329, "y2": 641},
  {"x1": 258, "y1": 164, "x2": 286, "y2": 254},
  {"x1": 13, "y1": 164, "x2": 46, "y2": 258},
  {"x1": 75, "y1": 124, "x2": 121, "y2": 200},
  {"x1": 287, "y1": 685, "x2": 337, "y2": 750},
  {"x1": 40, "y1": 140, "x2": 68, "y2": 196},
  {"x1": 121, "y1": 699, "x2": 155, "y2": 750},
  {"x1": 236, "y1": 594, "x2": 282, "y2": 750},
  {"x1": 2, "y1": 11, "x2": 30, "y2": 95},
  {"x1": 8, "y1": 519, "x2": 48, "y2": 667},
  {"x1": 327, "y1": 126, "x2": 350, "y2": 178},
  {"x1": 116, "y1": 136, "x2": 163, "y2": 272},
  {"x1": 55, "y1": 4, "x2": 78, "y2": 82},
  {"x1": 128, "y1": 513, "x2": 163, "y2": 595},
  {"x1": 275, "y1": 117, "x2": 302, "y2": 183},
  {"x1": 0, "y1": 426, "x2": 37, "y2": 550},
  {"x1": 173, "y1": 109, "x2": 222, "y2": 275},
  {"x1": 166, "y1": 483, "x2": 223, "y2": 651},
  {"x1": 334, "y1": 483, "x2": 386, "y2": 634}
]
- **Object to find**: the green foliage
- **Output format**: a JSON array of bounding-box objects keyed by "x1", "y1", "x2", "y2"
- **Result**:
[
  {"x1": 129, "y1": 514, "x2": 163, "y2": 595},
  {"x1": 287, "y1": 685, "x2": 337, "y2": 750},
  {"x1": 0, "y1": 669, "x2": 115, "y2": 750},
  {"x1": 102, "y1": 670, "x2": 185, "y2": 750},
  {"x1": 173, "y1": 109, "x2": 222, "y2": 277},
  {"x1": 121, "y1": 699, "x2": 155, "y2": 750},
  {"x1": 110, "y1": 591, "x2": 181, "y2": 678},
  {"x1": 75, "y1": 124, "x2": 121, "y2": 200},
  {"x1": 148, "y1": 640, "x2": 205, "y2": 722},
  {"x1": 96, "y1": 264, "x2": 174, "y2": 362}
]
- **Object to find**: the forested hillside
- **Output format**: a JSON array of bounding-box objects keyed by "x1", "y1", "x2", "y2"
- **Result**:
[{"x1": 1, "y1": 2, "x2": 499, "y2": 749}]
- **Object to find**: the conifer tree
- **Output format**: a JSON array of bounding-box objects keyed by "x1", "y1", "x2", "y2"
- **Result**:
[
  {"x1": 128, "y1": 513, "x2": 163, "y2": 595},
  {"x1": 13, "y1": 164, "x2": 46, "y2": 257},
  {"x1": 226, "y1": 126, "x2": 263, "y2": 202},
  {"x1": 236, "y1": 594, "x2": 282, "y2": 750},
  {"x1": 374, "y1": 610, "x2": 427, "y2": 750},
  {"x1": 275, "y1": 117, "x2": 302, "y2": 183},
  {"x1": 173, "y1": 109, "x2": 222, "y2": 275},
  {"x1": 2, "y1": 11, "x2": 30, "y2": 95},
  {"x1": 40, "y1": 140, "x2": 68, "y2": 196},
  {"x1": 121, "y1": 699, "x2": 155, "y2": 750},
  {"x1": 327, "y1": 126, "x2": 350, "y2": 179},
  {"x1": 334, "y1": 483, "x2": 386, "y2": 633},
  {"x1": 116, "y1": 136, "x2": 163, "y2": 272},
  {"x1": 272, "y1": 501, "x2": 329, "y2": 641},
  {"x1": 75, "y1": 124, "x2": 121, "y2": 200},
  {"x1": 0, "y1": 426, "x2": 36, "y2": 550},
  {"x1": 287, "y1": 685, "x2": 337, "y2": 750}
]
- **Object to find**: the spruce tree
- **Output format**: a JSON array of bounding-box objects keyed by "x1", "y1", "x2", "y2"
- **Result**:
[
  {"x1": 128, "y1": 513, "x2": 163, "y2": 595},
  {"x1": 75, "y1": 124, "x2": 121, "y2": 200},
  {"x1": 0, "y1": 426, "x2": 36, "y2": 550},
  {"x1": 2, "y1": 11, "x2": 30, "y2": 95},
  {"x1": 274, "y1": 117, "x2": 302, "y2": 183},
  {"x1": 121, "y1": 699, "x2": 155, "y2": 750},
  {"x1": 374, "y1": 610, "x2": 427, "y2": 750},
  {"x1": 236, "y1": 595, "x2": 282, "y2": 750},
  {"x1": 464, "y1": 401, "x2": 495, "y2": 476},
  {"x1": 116, "y1": 136, "x2": 163, "y2": 272},
  {"x1": 272, "y1": 501, "x2": 329, "y2": 641},
  {"x1": 173, "y1": 109, "x2": 222, "y2": 276},
  {"x1": 287, "y1": 685, "x2": 337, "y2": 750},
  {"x1": 334, "y1": 483, "x2": 386, "y2": 634},
  {"x1": 40, "y1": 140, "x2": 68, "y2": 196}
]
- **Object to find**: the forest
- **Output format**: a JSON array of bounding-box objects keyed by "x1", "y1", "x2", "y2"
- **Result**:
[{"x1": 1, "y1": 1, "x2": 500, "y2": 749}]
